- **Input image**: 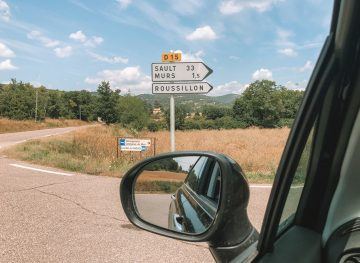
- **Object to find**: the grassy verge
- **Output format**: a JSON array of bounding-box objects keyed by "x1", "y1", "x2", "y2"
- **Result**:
[
  {"x1": 4, "y1": 125, "x2": 136, "y2": 177},
  {"x1": 0, "y1": 118, "x2": 88, "y2": 134},
  {"x1": 135, "y1": 181, "x2": 183, "y2": 194},
  {"x1": 5, "y1": 125, "x2": 288, "y2": 183}
]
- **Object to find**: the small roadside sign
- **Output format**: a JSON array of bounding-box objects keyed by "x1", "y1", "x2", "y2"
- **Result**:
[
  {"x1": 152, "y1": 82, "x2": 213, "y2": 94},
  {"x1": 119, "y1": 138, "x2": 151, "y2": 152},
  {"x1": 162, "y1": 52, "x2": 182, "y2": 62},
  {"x1": 152, "y1": 62, "x2": 213, "y2": 82}
]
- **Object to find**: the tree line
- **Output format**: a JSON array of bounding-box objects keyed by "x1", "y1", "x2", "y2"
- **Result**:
[{"x1": 0, "y1": 79, "x2": 304, "y2": 131}]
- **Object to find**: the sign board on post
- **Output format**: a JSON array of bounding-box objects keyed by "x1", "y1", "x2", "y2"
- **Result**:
[
  {"x1": 152, "y1": 82, "x2": 213, "y2": 94},
  {"x1": 119, "y1": 138, "x2": 151, "y2": 152},
  {"x1": 151, "y1": 55, "x2": 213, "y2": 152},
  {"x1": 152, "y1": 62, "x2": 213, "y2": 82},
  {"x1": 162, "y1": 52, "x2": 182, "y2": 62}
]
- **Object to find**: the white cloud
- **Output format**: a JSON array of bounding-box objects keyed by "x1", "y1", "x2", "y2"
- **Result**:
[
  {"x1": 0, "y1": 59, "x2": 17, "y2": 70},
  {"x1": 219, "y1": 0, "x2": 281, "y2": 14},
  {"x1": 170, "y1": 0, "x2": 203, "y2": 15},
  {"x1": 117, "y1": 0, "x2": 132, "y2": 9},
  {"x1": 69, "y1": 30, "x2": 103, "y2": 47},
  {"x1": 186, "y1": 26, "x2": 217, "y2": 41},
  {"x1": 299, "y1": 60, "x2": 314, "y2": 72},
  {"x1": 172, "y1": 50, "x2": 204, "y2": 62},
  {"x1": 276, "y1": 28, "x2": 295, "y2": 47},
  {"x1": 0, "y1": 42, "x2": 15, "y2": 57},
  {"x1": 69, "y1": 30, "x2": 87, "y2": 43},
  {"x1": 278, "y1": 48, "x2": 297, "y2": 57},
  {"x1": 285, "y1": 80, "x2": 307, "y2": 90},
  {"x1": 252, "y1": 68, "x2": 273, "y2": 80},
  {"x1": 54, "y1": 46, "x2": 73, "y2": 58},
  {"x1": 84, "y1": 36, "x2": 103, "y2": 47},
  {"x1": 85, "y1": 66, "x2": 151, "y2": 94},
  {"x1": 88, "y1": 52, "x2": 128, "y2": 64},
  {"x1": 213, "y1": 81, "x2": 248, "y2": 96},
  {"x1": 0, "y1": 0, "x2": 10, "y2": 22},
  {"x1": 27, "y1": 30, "x2": 60, "y2": 48}
]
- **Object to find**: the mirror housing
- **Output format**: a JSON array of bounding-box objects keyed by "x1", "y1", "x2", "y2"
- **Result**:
[{"x1": 120, "y1": 151, "x2": 258, "y2": 258}]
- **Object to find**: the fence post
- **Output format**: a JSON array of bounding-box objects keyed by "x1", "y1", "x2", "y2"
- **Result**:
[
  {"x1": 116, "y1": 137, "x2": 119, "y2": 158},
  {"x1": 153, "y1": 137, "x2": 156, "y2": 156}
]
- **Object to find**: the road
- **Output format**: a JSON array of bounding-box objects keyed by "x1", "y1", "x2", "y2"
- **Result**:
[{"x1": 0, "y1": 127, "x2": 272, "y2": 262}]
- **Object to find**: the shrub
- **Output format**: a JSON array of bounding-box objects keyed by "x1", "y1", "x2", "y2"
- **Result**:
[{"x1": 147, "y1": 121, "x2": 159, "y2": 132}]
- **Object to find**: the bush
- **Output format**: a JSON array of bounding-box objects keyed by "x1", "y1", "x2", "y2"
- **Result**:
[
  {"x1": 278, "y1": 118, "x2": 294, "y2": 128},
  {"x1": 147, "y1": 121, "x2": 159, "y2": 132}
]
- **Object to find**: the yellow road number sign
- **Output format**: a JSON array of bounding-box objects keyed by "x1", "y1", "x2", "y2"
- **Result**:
[{"x1": 162, "y1": 52, "x2": 182, "y2": 62}]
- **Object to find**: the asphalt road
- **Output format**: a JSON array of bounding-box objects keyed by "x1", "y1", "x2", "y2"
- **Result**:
[{"x1": 0, "y1": 127, "x2": 272, "y2": 262}]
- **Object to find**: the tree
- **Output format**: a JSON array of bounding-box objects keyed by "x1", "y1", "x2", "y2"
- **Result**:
[
  {"x1": 96, "y1": 81, "x2": 120, "y2": 124},
  {"x1": 165, "y1": 104, "x2": 188, "y2": 130},
  {"x1": 117, "y1": 95, "x2": 150, "y2": 130},
  {"x1": 202, "y1": 105, "x2": 232, "y2": 120},
  {"x1": 233, "y1": 80, "x2": 284, "y2": 127},
  {"x1": 0, "y1": 79, "x2": 36, "y2": 120}
]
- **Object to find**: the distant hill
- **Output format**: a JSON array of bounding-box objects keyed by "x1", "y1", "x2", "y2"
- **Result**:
[{"x1": 137, "y1": 93, "x2": 239, "y2": 109}]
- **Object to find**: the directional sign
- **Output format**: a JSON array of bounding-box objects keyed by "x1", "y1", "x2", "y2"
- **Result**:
[
  {"x1": 119, "y1": 138, "x2": 151, "y2": 152},
  {"x1": 152, "y1": 82, "x2": 213, "y2": 94},
  {"x1": 152, "y1": 62, "x2": 213, "y2": 82}
]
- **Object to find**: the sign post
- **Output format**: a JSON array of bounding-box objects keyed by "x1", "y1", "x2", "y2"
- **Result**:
[
  {"x1": 170, "y1": 94, "x2": 175, "y2": 151},
  {"x1": 151, "y1": 54, "x2": 213, "y2": 152}
]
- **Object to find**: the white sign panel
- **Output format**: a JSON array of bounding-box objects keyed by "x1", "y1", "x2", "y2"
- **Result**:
[
  {"x1": 152, "y1": 82, "x2": 213, "y2": 94},
  {"x1": 152, "y1": 62, "x2": 213, "y2": 82},
  {"x1": 120, "y1": 145, "x2": 143, "y2": 152}
]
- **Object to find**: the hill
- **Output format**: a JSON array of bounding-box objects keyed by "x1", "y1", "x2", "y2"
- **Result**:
[{"x1": 137, "y1": 93, "x2": 238, "y2": 109}]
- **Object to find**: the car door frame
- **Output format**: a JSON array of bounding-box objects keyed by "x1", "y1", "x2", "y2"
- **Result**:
[{"x1": 256, "y1": 0, "x2": 360, "y2": 258}]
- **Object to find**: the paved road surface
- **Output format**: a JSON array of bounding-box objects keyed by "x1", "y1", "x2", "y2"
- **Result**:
[{"x1": 0, "y1": 127, "x2": 272, "y2": 262}]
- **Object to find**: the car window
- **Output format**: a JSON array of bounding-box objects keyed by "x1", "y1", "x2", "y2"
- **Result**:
[
  {"x1": 278, "y1": 127, "x2": 315, "y2": 232},
  {"x1": 204, "y1": 162, "x2": 221, "y2": 203},
  {"x1": 185, "y1": 157, "x2": 208, "y2": 192}
]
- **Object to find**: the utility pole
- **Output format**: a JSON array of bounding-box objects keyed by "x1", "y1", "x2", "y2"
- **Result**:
[
  {"x1": 79, "y1": 105, "x2": 82, "y2": 121},
  {"x1": 35, "y1": 89, "x2": 38, "y2": 122},
  {"x1": 170, "y1": 95, "x2": 175, "y2": 152}
]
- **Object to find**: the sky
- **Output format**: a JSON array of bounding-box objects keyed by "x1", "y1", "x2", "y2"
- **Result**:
[{"x1": 0, "y1": 0, "x2": 333, "y2": 96}]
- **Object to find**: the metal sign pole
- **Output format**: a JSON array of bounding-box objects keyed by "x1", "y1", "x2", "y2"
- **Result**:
[{"x1": 170, "y1": 94, "x2": 175, "y2": 152}]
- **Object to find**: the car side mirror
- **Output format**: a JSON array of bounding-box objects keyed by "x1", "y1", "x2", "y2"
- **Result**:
[{"x1": 120, "y1": 151, "x2": 258, "y2": 261}]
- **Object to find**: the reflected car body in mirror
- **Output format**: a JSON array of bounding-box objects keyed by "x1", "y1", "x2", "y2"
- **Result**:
[
  {"x1": 134, "y1": 155, "x2": 221, "y2": 235},
  {"x1": 168, "y1": 157, "x2": 221, "y2": 234}
]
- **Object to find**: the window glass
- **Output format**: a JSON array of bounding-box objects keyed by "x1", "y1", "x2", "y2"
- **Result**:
[
  {"x1": 185, "y1": 157, "x2": 208, "y2": 192},
  {"x1": 278, "y1": 128, "x2": 314, "y2": 231},
  {"x1": 205, "y1": 162, "x2": 221, "y2": 202}
]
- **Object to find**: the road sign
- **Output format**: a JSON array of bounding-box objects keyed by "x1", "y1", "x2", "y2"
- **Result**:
[
  {"x1": 152, "y1": 82, "x2": 213, "y2": 94},
  {"x1": 152, "y1": 62, "x2": 213, "y2": 82},
  {"x1": 162, "y1": 52, "x2": 181, "y2": 62},
  {"x1": 119, "y1": 138, "x2": 151, "y2": 152}
]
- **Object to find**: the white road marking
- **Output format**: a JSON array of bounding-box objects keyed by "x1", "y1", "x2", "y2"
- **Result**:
[{"x1": 9, "y1": 164, "x2": 74, "y2": 176}]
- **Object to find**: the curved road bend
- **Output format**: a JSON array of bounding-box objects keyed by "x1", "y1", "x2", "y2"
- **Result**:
[{"x1": 0, "y1": 127, "x2": 271, "y2": 262}]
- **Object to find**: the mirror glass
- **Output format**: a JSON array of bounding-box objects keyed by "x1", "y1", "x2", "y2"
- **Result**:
[{"x1": 134, "y1": 155, "x2": 221, "y2": 235}]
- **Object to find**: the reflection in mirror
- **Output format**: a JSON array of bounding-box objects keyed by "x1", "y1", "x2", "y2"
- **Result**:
[{"x1": 134, "y1": 155, "x2": 221, "y2": 235}]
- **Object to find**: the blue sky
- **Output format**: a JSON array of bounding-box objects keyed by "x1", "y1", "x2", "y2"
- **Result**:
[{"x1": 0, "y1": 0, "x2": 333, "y2": 95}]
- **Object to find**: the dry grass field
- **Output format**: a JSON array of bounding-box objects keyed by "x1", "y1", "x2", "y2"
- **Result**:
[
  {"x1": 143, "y1": 128, "x2": 290, "y2": 176},
  {"x1": 0, "y1": 118, "x2": 88, "y2": 134},
  {"x1": 5, "y1": 125, "x2": 290, "y2": 183}
]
